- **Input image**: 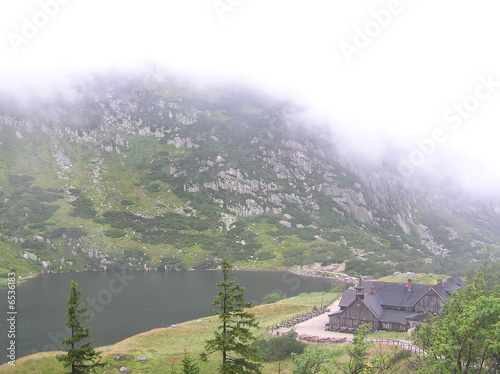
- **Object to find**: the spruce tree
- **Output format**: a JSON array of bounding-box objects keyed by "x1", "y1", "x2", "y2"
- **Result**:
[
  {"x1": 57, "y1": 281, "x2": 104, "y2": 374},
  {"x1": 181, "y1": 352, "x2": 201, "y2": 374},
  {"x1": 202, "y1": 259, "x2": 262, "y2": 374},
  {"x1": 337, "y1": 324, "x2": 373, "y2": 374}
]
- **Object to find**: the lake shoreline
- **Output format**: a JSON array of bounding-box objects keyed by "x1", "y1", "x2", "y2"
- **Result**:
[
  {"x1": 6, "y1": 263, "x2": 356, "y2": 289},
  {"x1": 0, "y1": 269, "x2": 338, "y2": 364}
]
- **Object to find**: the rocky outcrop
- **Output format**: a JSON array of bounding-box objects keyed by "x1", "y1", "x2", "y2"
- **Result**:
[
  {"x1": 315, "y1": 183, "x2": 374, "y2": 224},
  {"x1": 2, "y1": 73, "x2": 499, "y2": 275}
]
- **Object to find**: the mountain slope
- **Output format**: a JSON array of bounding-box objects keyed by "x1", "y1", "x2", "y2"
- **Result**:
[{"x1": 0, "y1": 72, "x2": 498, "y2": 280}]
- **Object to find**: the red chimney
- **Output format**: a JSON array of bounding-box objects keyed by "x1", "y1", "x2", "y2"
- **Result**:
[
  {"x1": 370, "y1": 286, "x2": 375, "y2": 295},
  {"x1": 436, "y1": 279, "x2": 442, "y2": 284},
  {"x1": 406, "y1": 279, "x2": 413, "y2": 291},
  {"x1": 428, "y1": 284, "x2": 433, "y2": 289}
]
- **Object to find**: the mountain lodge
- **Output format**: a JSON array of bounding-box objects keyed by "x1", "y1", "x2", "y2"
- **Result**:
[{"x1": 328, "y1": 275, "x2": 464, "y2": 332}]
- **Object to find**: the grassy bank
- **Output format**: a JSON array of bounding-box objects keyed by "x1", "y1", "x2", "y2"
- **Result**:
[{"x1": 376, "y1": 272, "x2": 451, "y2": 284}]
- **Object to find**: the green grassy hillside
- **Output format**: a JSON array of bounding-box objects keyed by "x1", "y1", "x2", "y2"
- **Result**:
[
  {"x1": 376, "y1": 272, "x2": 452, "y2": 284},
  {"x1": 0, "y1": 73, "x2": 498, "y2": 281}
]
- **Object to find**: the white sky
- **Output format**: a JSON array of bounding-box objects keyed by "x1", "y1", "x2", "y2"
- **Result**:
[{"x1": 1, "y1": 0, "x2": 500, "y2": 191}]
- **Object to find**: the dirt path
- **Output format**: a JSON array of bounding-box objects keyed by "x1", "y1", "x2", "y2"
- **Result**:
[{"x1": 274, "y1": 298, "x2": 353, "y2": 339}]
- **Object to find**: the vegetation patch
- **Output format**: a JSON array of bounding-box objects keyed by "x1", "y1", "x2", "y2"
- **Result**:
[{"x1": 252, "y1": 330, "x2": 305, "y2": 362}]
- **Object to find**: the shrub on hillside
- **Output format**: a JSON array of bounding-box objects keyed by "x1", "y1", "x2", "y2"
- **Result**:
[
  {"x1": 145, "y1": 182, "x2": 161, "y2": 193},
  {"x1": 252, "y1": 330, "x2": 305, "y2": 362},
  {"x1": 261, "y1": 293, "x2": 285, "y2": 304},
  {"x1": 255, "y1": 251, "x2": 276, "y2": 261},
  {"x1": 104, "y1": 229, "x2": 126, "y2": 238},
  {"x1": 159, "y1": 256, "x2": 186, "y2": 270},
  {"x1": 70, "y1": 197, "x2": 96, "y2": 219},
  {"x1": 193, "y1": 258, "x2": 218, "y2": 269},
  {"x1": 68, "y1": 188, "x2": 82, "y2": 195},
  {"x1": 9, "y1": 174, "x2": 34, "y2": 187}
]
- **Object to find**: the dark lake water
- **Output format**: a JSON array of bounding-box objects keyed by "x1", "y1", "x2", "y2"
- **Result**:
[{"x1": 0, "y1": 270, "x2": 335, "y2": 363}]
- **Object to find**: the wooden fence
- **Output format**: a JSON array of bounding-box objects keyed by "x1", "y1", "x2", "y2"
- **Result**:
[
  {"x1": 280, "y1": 334, "x2": 426, "y2": 355},
  {"x1": 371, "y1": 339, "x2": 427, "y2": 355}
]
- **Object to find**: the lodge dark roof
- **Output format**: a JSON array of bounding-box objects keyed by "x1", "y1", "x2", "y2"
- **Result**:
[
  {"x1": 432, "y1": 283, "x2": 449, "y2": 300},
  {"x1": 430, "y1": 276, "x2": 465, "y2": 300},
  {"x1": 339, "y1": 289, "x2": 356, "y2": 308},
  {"x1": 330, "y1": 276, "x2": 464, "y2": 330},
  {"x1": 339, "y1": 280, "x2": 432, "y2": 309},
  {"x1": 350, "y1": 290, "x2": 383, "y2": 318},
  {"x1": 370, "y1": 280, "x2": 430, "y2": 307},
  {"x1": 445, "y1": 275, "x2": 465, "y2": 290},
  {"x1": 379, "y1": 309, "x2": 411, "y2": 324},
  {"x1": 335, "y1": 276, "x2": 464, "y2": 320},
  {"x1": 337, "y1": 289, "x2": 419, "y2": 323}
]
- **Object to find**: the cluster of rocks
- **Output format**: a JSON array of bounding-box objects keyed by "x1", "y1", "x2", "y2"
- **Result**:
[
  {"x1": 415, "y1": 224, "x2": 450, "y2": 256},
  {"x1": 114, "y1": 354, "x2": 149, "y2": 372},
  {"x1": 293, "y1": 262, "x2": 358, "y2": 283}
]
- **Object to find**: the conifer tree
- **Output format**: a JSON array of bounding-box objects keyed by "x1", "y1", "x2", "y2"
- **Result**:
[
  {"x1": 337, "y1": 324, "x2": 373, "y2": 374},
  {"x1": 202, "y1": 259, "x2": 262, "y2": 374},
  {"x1": 181, "y1": 352, "x2": 201, "y2": 374},
  {"x1": 57, "y1": 281, "x2": 104, "y2": 373}
]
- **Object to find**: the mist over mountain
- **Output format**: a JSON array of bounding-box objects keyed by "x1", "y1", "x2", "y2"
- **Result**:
[{"x1": 0, "y1": 71, "x2": 499, "y2": 280}]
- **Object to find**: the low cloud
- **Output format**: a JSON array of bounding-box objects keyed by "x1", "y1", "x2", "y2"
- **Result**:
[{"x1": 0, "y1": 0, "x2": 499, "y2": 196}]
